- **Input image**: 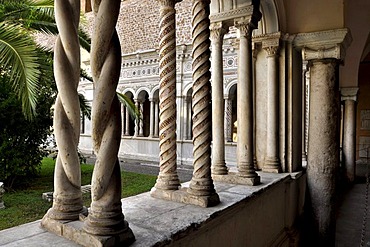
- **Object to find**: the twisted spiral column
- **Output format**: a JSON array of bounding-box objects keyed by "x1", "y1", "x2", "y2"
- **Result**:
[
  {"x1": 44, "y1": 0, "x2": 83, "y2": 221},
  {"x1": 83, "y1": 0, "x2": 134, "y2": 239},
  {"x1": 153, "y1": 0, "x2": 181, "y2": 191},
  {"x1": 224, "y1": 97, "x2": 232, "y2": 142},
  {"x1": 187, "y1": 0, "x2": 218, "y2": 202}
]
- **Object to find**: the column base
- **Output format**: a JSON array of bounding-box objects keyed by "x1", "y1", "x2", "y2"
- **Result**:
[
  {"x1": 41, "y1": 213, "x2": 135, "y2": 247},
  {"x1": 263, "y1": 158, "x2": 281, "y2": 173},
  {"x1": 212, "y1": 161, "x2": 228, "y2": 175},
  {"x1": 212, "y1": 172, "x2": 260, "y2": 186},
  {"x1": 150, "y1": 187, "x2": 220, "y2": 207}
]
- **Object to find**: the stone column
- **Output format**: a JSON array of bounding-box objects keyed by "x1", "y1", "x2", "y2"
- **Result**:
[
  {"x1": 152, "y1": 0, "x2": 180, "y2": 192},
  {"x1": 224, "y1": 97, "x2": 233, "y2": 142},
  {"x1": 184, "y1": 96, "x2": 190, "y2": 140},
  {"x1": 125, "y1": 106, "x2": 130, "y2": 136},
  {"x1": 187, "y1": 0, "x2": 219, "y2": 206},
  {"x1": 210, "y1": 22, "x2": 227, "y2": 175},
  {"x1": 149, "y1": 98, "x2": 155, "y2": 137},
  {"x1": 138, "y1": 100, "x2": 144, "y2": 137},
  {"x1": 154, "y1": 99, "x2": 159, "y2": 137},
  {"x1": 341, "y1": 87, "x2": 358, "y2": 183},
  {"x1": 262, "y1": 37, "x2": 281, "y2": 173},
  {"x1": 187, "y1": 98, "x2": 192, "y2": 139},
  {"x1": 234, "y1": 17, "x2": 260, "y2": 184},
  {"x1": 42, "y1": 0, "x2": 84, "y2": 221},
  {"x1": 295, "y1": 28, "x2": 352, "y2": 246},
  {"x1": 302, "y1": 61, "x2": 308, "y2": 163},
  {"x1": 82, "y1": 0, "x2": 135, "y2": 242},
  {"x1": 134, "y1": 100, "x2": 139, "y2": 137}
]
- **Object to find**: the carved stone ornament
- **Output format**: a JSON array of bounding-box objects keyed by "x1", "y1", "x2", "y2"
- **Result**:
[
  {"x1": 210, "y1": 22, "x2": 227, "y2": 42},
  {"x1": 294, "y1": 28, "x2": 352, "y2": 61},
  {"x1": 341, "y1": 87, "x2": 359, "y2": 101}
]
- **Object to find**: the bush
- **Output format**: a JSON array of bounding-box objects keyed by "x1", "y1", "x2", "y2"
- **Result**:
[{"x1": 0, "y1": 78, "x2": 54, "y2": 189}]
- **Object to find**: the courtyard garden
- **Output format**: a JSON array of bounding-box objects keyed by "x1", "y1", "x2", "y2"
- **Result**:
[{"x1": 0, "y1": 157, "x2": 157, "y2": 231}]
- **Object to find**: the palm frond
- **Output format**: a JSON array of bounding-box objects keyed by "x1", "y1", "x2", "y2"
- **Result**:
[
  {"x1": 0, "y1": 22, "x2": 40, "y2": 119},
  {"x1": 79, "y1": 93, "x2": 91, "y2": 120},
  {"x1": 116, "y1": 91, "x2": 141, "y2": 121}
]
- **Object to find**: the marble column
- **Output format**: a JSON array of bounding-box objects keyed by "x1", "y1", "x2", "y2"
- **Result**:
[
  {"x1": 138, "y1": 100, "x2": 144, "y2": 137},
  {"x1": 134, "y1": 100, "x2": 139, "y2": 137},
  {"x1": 341, "y1": 87, "x2": 358, "y2": 183},
  {"x1": 295, "y1": 28, "x2": 352, "y2": 246},
  {"x1": 152, "y1": 0, "x2": 180, "y2": 192},
  {"x1": 224, "y1": 97, "x2": 233, "y2": 142},
  {"x1": 149, "y1": 98, "x2": 155, "y2": 137},
  {"x1": 183, "y1": 96, "x2": 189, "y2": 140},
  {"x1": 187, "y1": 0, "x2": 219, "y2": 206},
  {"x1": 125, "y1": 106, "x2": 130, "y2": 136},
  {"x1": 302, "y1": 62, "x2": 309, "y2": 163},
  {"x1": 42, "y1": 0, "x2": 84, "y2": 222},
  {"x1": 262, "y1": 38, "x2": 281, "y2": 173},
  {"x1": 154, "y1": 99, "x2": 159, "y2": 137},
  {"x1": 187, "y1": 98, "x2": 192, "y2": 139},
  {"x1": 210, "y1": 22, "x2": 227, "y2": 175},
  {"x1": 234, "y1": 17, "x2": 260, "y2": 184}
]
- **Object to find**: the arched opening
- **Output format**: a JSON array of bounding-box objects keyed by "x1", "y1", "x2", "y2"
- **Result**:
[
  {"x1": 137, "y1": 90, "x2": 150, "y2": 137},
  {"x1": 123, "y1": 91, "x2": 135, "y2": 136}
]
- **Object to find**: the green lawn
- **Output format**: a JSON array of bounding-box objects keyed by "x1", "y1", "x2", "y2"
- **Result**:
[{"x1": 0, "y1": 157, "x2": 157, "y2": 231}]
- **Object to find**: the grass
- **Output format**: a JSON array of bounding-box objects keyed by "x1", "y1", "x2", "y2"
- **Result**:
[{"x1": 0, "y1": 157, "x2": 157, "y2": 231}]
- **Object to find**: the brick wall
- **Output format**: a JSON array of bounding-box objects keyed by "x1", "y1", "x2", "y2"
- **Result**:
[{"x1": 84, "y1": 0, "x2": 192, "y2": 54}]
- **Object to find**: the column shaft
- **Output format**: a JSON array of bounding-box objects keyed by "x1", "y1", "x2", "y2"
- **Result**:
[
  {"x1": 210, "y1": 22, "x2": 227, "y2": 175},
  {"x1": 263, "y1": 44, "x2": 281, "y2": 173},
  {"x1": 235, "y1": 21, "x2": 259, "y2": 182},
  {"x1": 187, "y1": 0, "x2": 219, "y2": 206},
  {"x1": 149, "y1": 100, "x2": 155, "y2": 137},
  {"x1": 125, "y1": 106, "x2": 130, "y2": 136},
  {"x1": 342, "y1": 99, "x2": 356, "y2": 182},
  {"x1": 307, "y1": 59, "x2": 340, "y2": 245},
  {"x1": 184, "y1": 97, "x2": 189, "y2": 140},
  {"x1": 139, "y1": 101, "x2": 144, "y2": 136},
  {"x1": 154, "y1": 100, "x2": 159, "y2": 137},
  {"x1": 153, "y1": 0, "x2": 180, "y2": 191},
  {"x1": 134, "y1": 100, "x2": 139, "y2": 137},
  {"x1": 224, "y1": 97, "x2": 232, "y2": 142}
]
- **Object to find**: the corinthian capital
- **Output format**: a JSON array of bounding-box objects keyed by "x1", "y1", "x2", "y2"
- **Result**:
[
  {"x1": 234, "y1": 18, "x2": 254, "y2": 39},
  {"x1": 210, "y1": 22, "x2": 227, "y2": 43}
]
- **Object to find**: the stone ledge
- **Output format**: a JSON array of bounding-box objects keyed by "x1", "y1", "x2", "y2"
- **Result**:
[{"x1": 41, "y1": 214, "x2": 135, "y2": 247}]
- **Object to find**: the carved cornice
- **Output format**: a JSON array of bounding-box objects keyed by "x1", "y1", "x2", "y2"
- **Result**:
[
  {"x1": 341, "y1": 87, "x2": 359, "y2": 101},
  {"x1": 210, "y1": 22, "x2": 227, "y2": 42},
  {"x1": 294, "y1": 29, "x2": 352, "y2": 61},
  {"x1": 210, "y1": 6, "x2": 254, "y2": 23}
]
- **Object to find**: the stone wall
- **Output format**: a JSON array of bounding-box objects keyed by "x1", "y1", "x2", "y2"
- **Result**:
[{"x1": 85, "y1": 0, "x2": 192, "y2": 54}]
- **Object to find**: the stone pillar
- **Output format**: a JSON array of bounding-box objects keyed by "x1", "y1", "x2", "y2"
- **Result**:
[
  {"x1": 138, "y1": 100, "x2": 144, "y2": 137},
  {"x1": 149, "y1": 98, "x2": 155, "y2": 137},
  {"x1": 152, "y1": 0, "x2": 180, "y2": 192},
  {"x1": 224, "y1": 97, "x2": 233, "y2": 142},
  {"x1": 295, "y1": 28, "x2": 352, "y2": 246},
  {"x1": 154, "y1": 99, "x2": 159, "y2": 137},
  {"x1": 302, "y1": 61, "x2": 308, "y2": 163},
  {"x1": 234, "y1": 17, "x2": 260, "y2": 184},
  {"x1": 134, "y1": 100, "x2": 139, "y2": 137},
  {"x1": 252, "y1": 43, "x2": 258, "y2": 169},
  {"x1": 0, "y1": 182, "x2": 5, "y2": 210},
  {"x1": 341, "y1": 87, "x2": 358, "y2": 183},
  {"x1": 125, "y1": 106, "x2": 130, "y2": 136},
  {"x1": 187, "y1": 98, "x2": 192, "y2": 139},
  {"x1": 83, "y1": 0, "x2": 135, "y2": 242},
  {"x1": 210, "y1": 22, "x2": 227, "y2": 175},
  {"x1": 262, "y1": 37, "x2": 281, "y2": 173},
  {"x1": 183, "y1": 96, "x2": 189, "y2": 140},
  {"x1": 187, "y1": 0, "x2": 219, "y2": 206},
  {"x1": 42, "y1": 0, "x2": 84, "y2": 221}
]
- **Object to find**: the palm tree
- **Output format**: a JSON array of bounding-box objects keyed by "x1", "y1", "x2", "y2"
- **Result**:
[
  {"x1": 0, "y1": 0, "x2": 139, "y2": 121},
  {"x1": 0, "y1": 0, "x2": 90, "y2": 119}
]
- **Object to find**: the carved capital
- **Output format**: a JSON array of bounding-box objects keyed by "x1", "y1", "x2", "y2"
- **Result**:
[
  {"x1": 294, "y1": 28, "x2": 352, "y2": 61},
  {"x1": 210, "y1": 22, "x2": 227, "y2": 43},
  {"x1": 341, "y1": 87, "x2": 359, "y2": 101},
  {"x1": 262, "y1": 40, "x2": 280, "y2": 57},
  {"x1": 235, "y1": 18, "x2": 254, "y2": 39}
]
